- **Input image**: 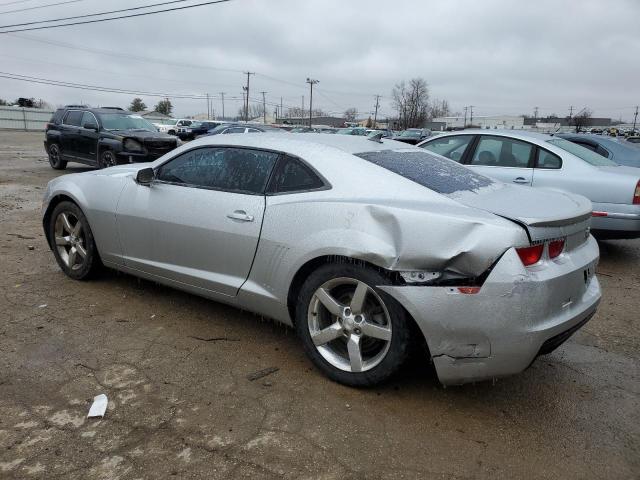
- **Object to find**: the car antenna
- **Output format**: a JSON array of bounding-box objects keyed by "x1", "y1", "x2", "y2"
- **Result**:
[{"x1": 368, "y1": 132, "x2": 384, "y2": 143}]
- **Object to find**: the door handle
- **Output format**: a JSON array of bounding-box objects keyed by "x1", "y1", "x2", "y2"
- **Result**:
[
  {"x1": 513, "y1": 177, "x2": 528, "y2": 184},
  {"x1": 227, "y1": 210, "x2": 254, "y2": 222}
]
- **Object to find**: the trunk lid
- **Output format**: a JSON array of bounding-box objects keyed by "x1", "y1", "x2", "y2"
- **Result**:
[{"x1": 451, "y1": 183, "x2": 593, "y2": 244}]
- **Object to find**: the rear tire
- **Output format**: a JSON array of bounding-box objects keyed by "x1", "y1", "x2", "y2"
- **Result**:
[
  {"x1": 47, "y1": 143, "x2": 67, "y2": 170},
  {"x1": 295, "y1": 263, "x2": 412, "y2": 387},
  {"x1": 48, "y1": 201, "x2": 101, "y2": 280}
]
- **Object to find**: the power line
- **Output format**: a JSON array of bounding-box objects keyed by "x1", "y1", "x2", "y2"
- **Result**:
[
  {"x1": 0, "y1": 0, "x2": 192, "y2": 28},
  {"x1": 0, "y1": 0, "x2": 231, "y2": 33},
  {"x1": 0, "y1": 0, "x2": 85, "y2": 15}
]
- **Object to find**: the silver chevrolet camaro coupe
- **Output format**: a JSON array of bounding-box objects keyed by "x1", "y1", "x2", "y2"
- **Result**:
[{"x1": 42, "y1": 134, "x2": 601, "y2": 386}]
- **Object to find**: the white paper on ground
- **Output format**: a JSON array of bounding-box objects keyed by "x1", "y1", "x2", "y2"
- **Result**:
[{"x1": 87, "y1": 394, "x2": 108, "y2": 418}]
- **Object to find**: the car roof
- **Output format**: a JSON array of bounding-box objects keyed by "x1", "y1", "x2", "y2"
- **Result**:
[
  {"x1": 427, "y1": 129, "x2": 555, "y2": 142},
  {"x1": 188, "y1": 131, "x2": 416, "y2": 156}
]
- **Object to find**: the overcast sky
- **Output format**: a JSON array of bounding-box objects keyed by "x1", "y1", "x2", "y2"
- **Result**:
[{"x1": 1, "y1": 0, "x2": 639, "y2": 120}]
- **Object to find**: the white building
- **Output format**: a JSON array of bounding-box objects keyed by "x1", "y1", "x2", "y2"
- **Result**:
[{"x1": 433, "y1": 115, "x2": 525, "y2": 130}]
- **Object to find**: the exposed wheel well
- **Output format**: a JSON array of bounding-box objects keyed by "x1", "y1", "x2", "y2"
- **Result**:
[
  {"x1": 286, "y1": 255, "x2": 427, "y2": 351},
  {"x1": 42, "y1": 194, "x2": 78, "y2": 249}
]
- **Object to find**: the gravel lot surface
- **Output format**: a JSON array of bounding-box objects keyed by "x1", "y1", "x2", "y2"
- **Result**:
[{"x1": 1, "y1": 131, "x2": 638, "y2": 479}]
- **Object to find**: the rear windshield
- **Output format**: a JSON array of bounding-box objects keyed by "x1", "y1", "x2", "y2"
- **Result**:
[
  {"x1": 547, "y1": 138, "x2": 617, "y2": 166},
  {"x1": 355, "y1": 149, "x2": 494, "y2": 194}
]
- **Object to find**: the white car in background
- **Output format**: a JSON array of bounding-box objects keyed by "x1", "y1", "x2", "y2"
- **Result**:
[{"x1": 154, "y1": 118, "x2": 194, "y2": 136}]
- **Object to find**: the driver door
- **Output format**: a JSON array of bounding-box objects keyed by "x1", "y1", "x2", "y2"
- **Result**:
[{"x1": 116, "y1": 146, "x2": 279, "y2": 297}]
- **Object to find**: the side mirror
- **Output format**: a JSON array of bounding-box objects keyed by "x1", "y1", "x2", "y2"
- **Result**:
[
  {"x1": 136, "y1": 167, "x2": 155, "y2": 186},
  {"x1": 83, "y1": 122, "x2": 99, "y2": 131}
]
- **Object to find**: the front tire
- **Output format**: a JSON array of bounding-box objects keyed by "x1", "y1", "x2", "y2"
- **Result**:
[
  {"x1": 295, "y1": 263, "x2": 412, "y2": 387},
  {"x1": 48, "y1": 201, "x2": 100, "y2": 280},
  {"x1": 98, "y1": 149, "x2": 117, "y2": 169},
  {"x1": 47, "y1": 143, "x2": 67, "y2": 170}
]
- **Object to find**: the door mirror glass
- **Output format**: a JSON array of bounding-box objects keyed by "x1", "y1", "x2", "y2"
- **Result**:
[
  {"x1": 83, "y1": 122, "x2": 98, "y2": 131},
  {"x1": 136, "y1": 167, "x2": 155, "y2": 186}
]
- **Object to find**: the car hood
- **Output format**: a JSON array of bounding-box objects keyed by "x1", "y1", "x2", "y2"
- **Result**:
[
  {"x1": 450, "y1": 183, "x2": 593, "y2": 241},
  {"x1": 109, "y1": 129, "x2": 175, "y2": 140}
]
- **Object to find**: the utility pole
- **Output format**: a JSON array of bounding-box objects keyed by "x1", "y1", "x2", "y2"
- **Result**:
[
  {"x1": 301, "y1": 95, "x2": 304, "y2": 123},
  {"x1": 243, "y1": 72, "x2": 254, "y2": 122},
  {"x1": 219, "y1": 92, "x2": 225, "y2": 120},
  {"x1": 280, "y1": 97, "x2": 283, "y2": 121},
  {"x1": 568, "y1": 105, "x2": 574, "y2": 126},
  {"x1": 373, "y1": 94, "x2": 381, "y2": 128},
  {"x1": 534, "y1": 106, "x2": 539, "y2": 120},
  {"x1": 306, "y1": 78, "x2": 319, "y2": 128},
  {"x1": 469, "y1": 105, "x2": 474, "y2": 126},
  {"x1": 463, "y1": 106, "x2": 468, "y2": 128},
  {"x1": 633, "y1": 105, "x2": 639, "y2": 132},
  {"x1": 260, "y1": 91, "x2": 267, "y2": 124},
  {"x1": 206, "y1": 93, "x2": 210, "y2": 120}
]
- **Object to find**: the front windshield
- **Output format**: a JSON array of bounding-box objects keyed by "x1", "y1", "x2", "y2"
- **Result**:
[
  {"x1": 190, "y1": 121, "x2": 202, "y2": 128},
  {"x1": 99, "y1": 114, "x2": 157, "y2": 131},
  {"x1": 547, "y1": 138, "x2": 618, "y2": 166}
]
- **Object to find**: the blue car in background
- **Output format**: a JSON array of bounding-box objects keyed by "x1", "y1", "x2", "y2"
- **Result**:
[{"x1": 559, "y1": 134, "x2": 640, "y2": 168}]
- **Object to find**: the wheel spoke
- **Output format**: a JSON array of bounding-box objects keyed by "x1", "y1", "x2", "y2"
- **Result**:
[
  {"x1": 314, "y1": 287, "x2": 344, "y2": 316},
  {"x1": 75, "y1": 243, "x2": 87, "y2": 259},
  {"x1": 311, "y1": 322, "x2": 343, "y2": 346},
  {"x1": 347, "y1": 334, "x2": 363, "y2": 372},
  {"x1": 55, "y1": 235, "x2": 70, "y2": 246},
  {"x1": 60, "y1": 212, "x2": 73, "y2": 233},
  {"x1": 72, "y1": 221, "x2": 82, "y2": 237},
  {"x1": 350, "y1": 281, "x2": 368, "y2": 314},
  {"x1": 361, "y1": 321, "x2": 391, "y2": 341},
  {"x1": 68, "y1": 246, "x2": 77, "y2": 266}
]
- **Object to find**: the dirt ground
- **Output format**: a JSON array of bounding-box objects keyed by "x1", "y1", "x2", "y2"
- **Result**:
[{"x1": 0, "y1": 130, "x2": 638, "y2": 479}]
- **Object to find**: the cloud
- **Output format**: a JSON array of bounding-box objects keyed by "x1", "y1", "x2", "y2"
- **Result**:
[{"x1": 1, "y1": 0, "x2": 638, "y2": 120}]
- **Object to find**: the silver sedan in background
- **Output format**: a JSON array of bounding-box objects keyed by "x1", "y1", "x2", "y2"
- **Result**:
[
  {"x1": 42, "y1": 134, "x2": 601, "y2": 386},
  {"x1": 420, "y1": 130, "x2": 640, "y2": 239}
]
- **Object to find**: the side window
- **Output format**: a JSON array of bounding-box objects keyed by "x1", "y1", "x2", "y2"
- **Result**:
[
  {"x1": 248, "y1": 128, "x2": 261, "y2": 133},
  {"x1": 470, "y1": 137, "x2": 533, "y2": 167},
  {"x1": 268, "y1": 155, "x2": 325, "y2": 194},
  {"x1": 81, "y1": 112, "x2": 97, "y2": 128},
  {"x1": 156, "y1": 147, "x2": 278, "y2": 194},
  {"x1": 420, "y1": 135, "x2": 473, "y2": 162},
  {"x1": 63, "y1": 110, "x2": 83, "y2": 126},
  {"x1": 536, "y1": 149, "x2": 562, "y2": 169}
]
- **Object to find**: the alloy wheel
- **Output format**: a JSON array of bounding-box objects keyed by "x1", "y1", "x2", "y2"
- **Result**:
[
  {"x1": 101, "y1": 150, "x2": 116, "y2": 168},
  {"x1": 49, "y1": 144, "x2": 60, "y2": 164},
  {"x1": 307, "y1": 277, "x2": 392, "y2": 373},
  {"x1": 54, "y1": 211, "x2": 87, "y2": 271}
]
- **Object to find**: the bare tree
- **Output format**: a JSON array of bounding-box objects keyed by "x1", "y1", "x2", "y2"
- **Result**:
[
  {"x1": 286, "y1": 106, "x2": 326, "y2": 118},
  {"x1": 344, "y1": 107, "x2": 358, "y2": 122},
  {"x1": 238, "y1": 103, "x2": 265, "y2": 120},
  {"x1": 429, "y1": 98, "x2": 450, "y2": 120},
  {"x1": 572, "y1": 108, "x2": 593, "y2": 133},
  {"x1": 392, "y1": 78, "x2": 430, "y2": 129}
]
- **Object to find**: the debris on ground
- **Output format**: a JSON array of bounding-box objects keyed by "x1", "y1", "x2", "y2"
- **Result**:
[
  {"x1": 188, "y1": 336, "x2": 240, "y2": 342},
  {"x1": 87, "y1": 394, "x2": 108, "y2": 418},
  {"x1": 247, "y1": 367, "x2": 279, "y2": 381}
]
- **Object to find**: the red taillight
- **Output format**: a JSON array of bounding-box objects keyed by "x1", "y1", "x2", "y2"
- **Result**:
[
  {"x1": 633, "y1": 180, "x2": 640, "y2": 205},
  {"x1": 548, "y1": 239, "x2": 565, "y2": 258},
  {"x1": 457, "y1": 287, "x2": 481, "y2": 294},
  {"x1": 516, "y1": 244, "x2": 544, "y2": 266},
  {"x1": 592, "y1": 211, "x2": 608, "y2": 217}
]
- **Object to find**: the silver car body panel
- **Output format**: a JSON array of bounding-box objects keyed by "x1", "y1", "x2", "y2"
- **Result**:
[
  {"x1": 42, "y1": 134, "x2": 602, "y2": 384},
  {"x1": 418, "y1": 130, "x2": 640, "y2": 234}
]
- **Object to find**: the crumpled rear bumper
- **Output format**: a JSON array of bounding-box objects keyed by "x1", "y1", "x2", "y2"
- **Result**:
[{"x1": 380, "y1": 235, "x2": 601, "y2": 385}]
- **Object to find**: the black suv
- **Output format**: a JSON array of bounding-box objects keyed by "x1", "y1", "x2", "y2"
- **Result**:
[{"x1": 44, "y1": 106, "x2": 178, "y2": 170}]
